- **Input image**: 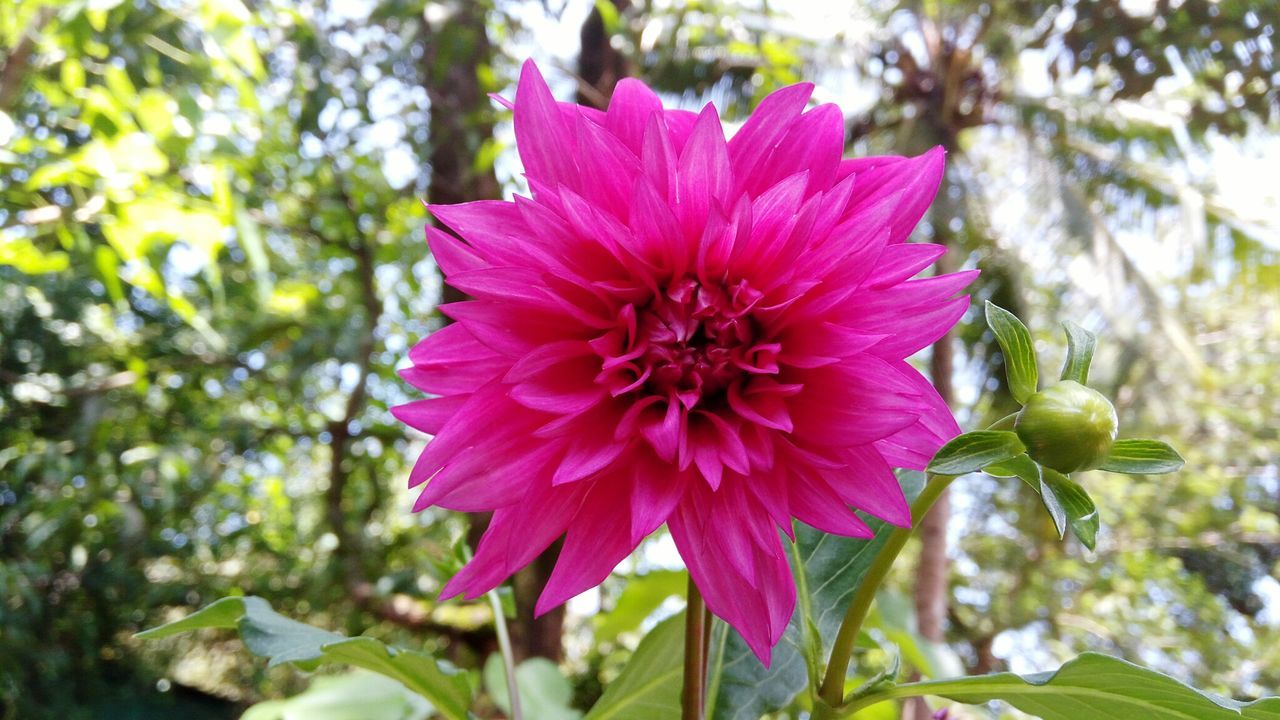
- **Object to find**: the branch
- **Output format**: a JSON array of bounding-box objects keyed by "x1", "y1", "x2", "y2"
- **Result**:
[{"x1": 0, "y1": 7, "x2": 53, "y2": 112}]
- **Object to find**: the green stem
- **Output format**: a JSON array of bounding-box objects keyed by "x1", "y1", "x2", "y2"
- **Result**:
[
  {"x1": 682, "y1": 576, "x2": 708, "y2": 720},
  {"x1": 487, "y1": 589, "x2": 522, "y2": 720},
  {"x1": 988, "y1": 412, "x2": 1019, "y2": 431},
  {"x1": 815, "y1": 472, "x2": 956, "y2": 712}
]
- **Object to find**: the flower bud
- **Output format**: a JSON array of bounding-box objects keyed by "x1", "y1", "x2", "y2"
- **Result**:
[{"x1": 1014, "y1": 381, "x2": 1118, "y2": 473}]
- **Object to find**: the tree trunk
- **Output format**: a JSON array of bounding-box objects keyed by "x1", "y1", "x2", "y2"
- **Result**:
[
  {"x1": 576, "y1": 0, "x2": 631, "y2": 108},
  {"x1": 423, "y1": 1, "x2": 568, "y2": 662}
]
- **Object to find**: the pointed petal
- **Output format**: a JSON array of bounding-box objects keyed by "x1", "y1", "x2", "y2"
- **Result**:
[
  {"x1": 606, "y1": 77, "x2": 664, "y2": 154},
  {"x1": 841, "y1": 147, "x2": 945, "y2": 244},
  {"x1": 536, "y1": 481, "x2": 638, "y2": 614},
  {"x1": 514, "y1": 60, "x2": 579, "y2": 188},
  {"x1": 441, "y1": 480, "x2": 587, "y2": 600},
  {"x1": 728, "y1": 82, "x2": 814, "y2": 183}
]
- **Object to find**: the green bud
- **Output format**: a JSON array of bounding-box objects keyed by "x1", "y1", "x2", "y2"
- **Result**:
[{"x1": 1014, "y1": 381, "x2": 1118, "y2": 473}]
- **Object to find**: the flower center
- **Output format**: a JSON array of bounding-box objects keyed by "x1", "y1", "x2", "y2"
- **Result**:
[{"x1": 593, "y1": 278, "x2": 780, "y2": 409}]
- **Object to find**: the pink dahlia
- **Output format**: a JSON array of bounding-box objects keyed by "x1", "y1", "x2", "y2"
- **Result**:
[{"x1": 395, "y1": 60, "x2": 973, "y2": 663}]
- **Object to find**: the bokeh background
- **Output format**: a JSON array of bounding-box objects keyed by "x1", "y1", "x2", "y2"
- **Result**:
[{"x1": 2, "y1": 0, "x2": 1278, "y2": 718}]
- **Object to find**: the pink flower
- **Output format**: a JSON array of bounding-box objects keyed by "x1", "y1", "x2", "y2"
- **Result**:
[{"x1": 394, "y1": 60, "x2": 973, "y2": 664}]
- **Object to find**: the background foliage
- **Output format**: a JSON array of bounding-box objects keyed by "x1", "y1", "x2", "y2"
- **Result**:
[{"x1": 1, "y1": 1, "x2": 1277, "y2": 718}]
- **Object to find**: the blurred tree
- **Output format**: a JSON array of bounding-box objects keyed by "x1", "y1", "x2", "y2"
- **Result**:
[{"x1": 821, "y1": 0, "x2": 1280, "y2": 707}]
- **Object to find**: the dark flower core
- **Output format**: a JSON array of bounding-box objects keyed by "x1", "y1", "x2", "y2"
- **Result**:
[{"x1": 593, "y1": 277, "x2": 779, "y2": 410}]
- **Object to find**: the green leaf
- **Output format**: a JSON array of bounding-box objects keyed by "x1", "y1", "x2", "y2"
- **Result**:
[
  {"x1": 1040, "y1": 469, "x2": 1099, "y2": 550},
  {"x1": 985, "y1": 301, "x2": 1039, "y2": 403},
  {"x1": 983, "y1": 453, "x2": 1040, "y2": 490},
  {"x1": 241, "y1": 672, "x2": 433, "y2": 720},
  {"x1": 136, "y1": 597, "x2": 471, "y2": 720},
  {"x1": 1059, "y1": 320, "x2": 1097, "y2": 384},
  {"x1": 594, "y1": 0, "x2": 623, "y2": 34},
  {"x1": 984, "y1": 455, "x2": 1065, "y2": 537},
  {"x1": 0, "y1": 234, "x2": 70, "y2": 274},
  {"x1": 847, "y1": 652, "x2": 1280, "y2": 719},
  {"x1": 1098, "y1": 439, "x2": 1185, "y2": 474},
  {"x1": 594, "y1": 569, "x2": 686, "y2": 645},
  {"x1": 1037, "y1": 477, "x2": 1068, "y2": 539},
  {"x1": 707, "y1": 472, "x2": 926, "y2": 720},
  {"x1": 928, "y1": 431, "x2": 1026, "y2": 475},
  {"x1": 585, "y1": 612, "x2": 685, "y2": 720},
  {"x1": 484, "y1": 655, "x2": 581, "y2": 720}
]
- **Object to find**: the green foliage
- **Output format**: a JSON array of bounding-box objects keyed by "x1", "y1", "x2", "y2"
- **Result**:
[
  {"x1": 1058, "y1": 321, "x2": 1097, "y2": 385},
  {"x1": 593, "y1": 569, "x2": 687, "y2": 645},
  {"x1": 1039, "y1": 470, "x2": 1101, "y2": 551},
  {"x1": 844, "y1": 653, "x2": 1280, "y2": 719},
  {"x1": 927, "y1": 431, "x2": 1026, "y2": 475},
  {"x1": 985, "y1": 301, "x2": 1039, "y2": 404},
  {"x1": 483, "y1": 655, "x2": 581, "y2": 720},
  {"x1": 241, "y1": 672, "x2": 433, "y2": 720},
  {"x1": 138, "y1": 596, "x2": 472, "y2": 719},
  {"x1": 1099, "y1": 439, "x2": 1186, "y2": 475},
  {"x1": 584, "y1": 612, "x2": 685, "y2": 720}
]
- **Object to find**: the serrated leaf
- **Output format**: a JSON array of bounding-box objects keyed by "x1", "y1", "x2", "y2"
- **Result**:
[
  {"x1": 1059, "y1": 320, "x2": 1097, "y2": 384},
  {"x1": 985, "y1": 301, "x2": 1039, "y2": 403},
  {"x1": 1040, "y1": 469, "x2": 1099, "y2": 550},
  {"x1": 585, "y1": 612, "x2": 684, "y2": 720},
  {"x1": 707, "y1": 472, "x2": 926, "y2": 720},
  {"x1": 847, "y1": 652, "x2": 1280, "y2": 719},
  {"x1": 928, "y1": 431, "x2": 1026, "y2": 475},
  {"x1": 136, "y1": 597, "x2": 471, "y2": 720},
  {"x1": 1098, "y1": 439, "x2": 1185, "y2": 474}
]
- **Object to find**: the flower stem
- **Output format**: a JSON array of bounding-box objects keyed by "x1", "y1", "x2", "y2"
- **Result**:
[
  {"x1": 682, "y1": 576, "x2": 709, "y2": 720},
  {"x1": 815, "y1": 472, "x2": 956, "y2": 712},
  {"x1": 487, "y1": 589, "x2": 522, "y2": 720}
]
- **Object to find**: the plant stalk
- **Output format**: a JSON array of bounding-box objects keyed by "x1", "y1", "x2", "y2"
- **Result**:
[
  {"x1": 815, "y1": 472, "x2": 956, "y2": 712},
  {"x1": 487, "y1": 589, "x2": 522, "y2": 720},
  {"x1": 682, "y1": 576, "x2": 709, "y2": 720}
]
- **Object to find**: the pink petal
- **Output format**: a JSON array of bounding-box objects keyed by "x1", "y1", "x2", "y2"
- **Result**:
[
  {"x1": 874, "y1": 361, "x2": 962, "y2": 470},
  {"x1": 426, "y1": 227, "x2": 486, "y2": 276},
  {"x1": 536, "y1": 480, "x2": 639, "y2": 614},
  {"x1": 728, "y1": 82, "x2": 814, "y2": 184},
  {"x1": 840, "y1": 147, "x2": 945, "y2": 244},
  {"x1": 663, "y1": 109, "x2": 699, "y2": 152},
  {"x1": 390, "y1": 395, "x2": 465, "y2": 435},
  {"x1": 403, "y1": 323, "x2": 509, "y2": 395},
  {"x1": 742, "y1": 103, "x2": 842, "y2": 198},
  {"x1": 789, "y1": 471, "x2": 874, "y2": 537},
  {"x1": 820, "y1": 445, "x2": 912, "y2": 527},
  {"x1": 513, "y1": 60, "x2": 579, "y2": 189},
  {"x1": 676, "y1": 105, "x2": 734, "y2": 238},
  {"x1": 441, "y1": 480, "x2": 588, "y2": 600},
  {"x1": 669, "y1": 483, "x2": 795, "y2": 665},
  {"x1": 629, "y1": 452, "x2": 691, "y2": 542},
  {"x1": 606, "y1": 78, "x2": 664, "y2": 154},
  {"x1": 641, "y1": 114, "x2": 678, "y2": 203},
  {"x1": 865, "y1": 243, "x2": 948, "y2": 288}
]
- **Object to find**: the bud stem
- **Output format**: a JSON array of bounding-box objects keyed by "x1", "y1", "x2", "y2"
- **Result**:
[{"x1": 815, "y1": 471, "x2": 956, "y2": 713}]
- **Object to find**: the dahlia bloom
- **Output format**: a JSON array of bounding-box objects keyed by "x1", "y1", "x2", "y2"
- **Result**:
[{"x1": 395, "y1": 60, "x2": 974, "y2": 663}]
